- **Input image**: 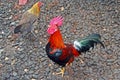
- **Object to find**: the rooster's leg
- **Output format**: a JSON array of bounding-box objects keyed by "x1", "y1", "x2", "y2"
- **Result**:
[
  {"x1": 80, "y1": 59, "x2": 84, "y2": 63},
  {"x1": 79, "y1": 56, "x2": 84, "y2": 63},
  {"x1": 56, "y1": 67, "x2": 65, "y2": 77}
]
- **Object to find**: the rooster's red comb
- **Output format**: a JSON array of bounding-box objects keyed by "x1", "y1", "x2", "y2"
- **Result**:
[{"x1": 50, "y1": 16, "x2": 64, "y2": 27}]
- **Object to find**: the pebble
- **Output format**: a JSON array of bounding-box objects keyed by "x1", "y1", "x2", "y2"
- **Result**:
[
  {"x1": 39, "y1": 41, "x2": 42, "y2": 44},
  {"x1": 0, "y1": 35, "x2": 3, "y2": 39},
  {"x1": 11, "y1": 59, "x2": 16, "y2": 65},
  {"x1": 31, "y1": 78, "x2": 36, "y2": 80},
  {"x1": 1, "y1": 31, "x2": 5, "y2": 34},
  {"x1": 29, "y1": 70, "x2": 34, "y2": 74},
  {"x1": 24, "y1": 68, "x2": 29, "y2": 72},
  {"x1": 13, "y1": 71, "x2": 17, "y2": 76},
  {"x1": 5, "y1": 73, "x2": 10, "y2": 79},
  {"x1": 34, "y1": 30, "x2": 38, "y2": 34},
  {"x1": 10, "y1": 22, "x2": 16, "y2": 26},
  {"x1": 0, "y1": 13, "x2": 2, "y2": 17},
  {"x1": 7, "y1": 35, "x2": 12, "y2": 39},
  {"x1": 61, "y1": 7, "x2": 64, "y2": 11},
  {"x1": 20, "y1": 54, "x2": 25, "y2": 59},
  {"x1": 17, "y1": 48, "x2": 24, "y2": 51},
  {"x1": 5, "y1": 57, "x2": 9, "y2": 60},
  {"x1": 8, "y1": 15, "x2": 13, "y2": 20},
  {"x1": 32, "y1": 74, "x2": 38, "y2": 79},
  {"x1": 0, "y1": 49, "x2": 4, "y2": 54}
]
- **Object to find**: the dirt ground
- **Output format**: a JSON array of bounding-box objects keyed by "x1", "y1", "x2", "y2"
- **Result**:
[{"x1": 0, "y1": 0, "x2": 120, "y2": 80}]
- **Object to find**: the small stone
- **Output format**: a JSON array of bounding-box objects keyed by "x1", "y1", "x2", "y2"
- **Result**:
[
  {"x1": 43, "y1": 35, "x2": 47, "y2": 38},
  {"x1": 31, "y1": 78, "x2": 36, "y2": 80},
  {"x1": 15, "y1": 46, "x2": 19, "y2": 49},
  {"x1": 10, "y1": 22, "x2": 16, "y2": 26},
  {"x1": 1, "y1": 31, "x2": 4, "y2": 34},
  {"x1": 3, "y1": 22, "x2": 7, "y2": 25},
  {"x1": 24, "y1": 69, "x2": 28, "y2": 72},
  {"x1": 29, "y1": 70, "x2": 34, "y2": 74},
  {"x1": 0, "y1": 35, "x2": 3, "y2": 39},
  {"x1": 34, "y1": 66, "x2": 39, "y2": 70},
  {"x1": 17, "y1": 48, "x2": 24, "y2": 51},
  {"x1": 8, "y1": 35, "x2": 12, "y2": 39},
  {"x1": 34, "y1": 30, "x2": 38, "y2": 34},
  {"x1": 11, "y1": 60, "x2": 16, "y2": 65},
  {"x1": 40, "y1": 58, "x2": 45, "y2": 62},
  {"x1": 61, "y1": 7, "x2": 64, "y2": 11},
  {"x1": 0, "y1": 13, "x2": 2, "y2": 17},
  {"x1": 39, "y1": 41, "x2": 42, "y2": 44},
  {"x1": 64, "y1": 36, "x2": 67, "y2": 39},
  {"x1": 32, "y1": 74, "x2": 38, "y2": 79},
  {"x1": 8, "y1": 9, "x2": 12, "y2": 12},
  {"x1": 5, "y1": 73, "x2": 10, "y2": 79},
  {"x1": 16, "y1": 20, "x2": 19, "y2": 23},
  {"x1": 13, "y1": 71, "x2": 17, "y2": 76},
  {"x1": 0, "y1": 49, "x2": 4, "y2": 54},
  {"x1": 20, "y1": 54, "x2": 25, "y2": 59},
  {"x1": 113, "y1": 69, "x2": 120, "y2": 74},
  {"x1": 9, "y1": 15, "x2": 13, "y2": 20},
  {"x1": 5, "y1": 57, "x2": 9, "y2": 60},
  {"x1": 103, "y1": 28, "x2": 107, "y2": 31},
  {"x1": 48, "y1": 64, "x2": 52, "y2": 66}
]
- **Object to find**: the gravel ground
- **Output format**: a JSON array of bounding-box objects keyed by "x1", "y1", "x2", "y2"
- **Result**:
[{"x1": 0, "y1": 0, "x2": 120, "y2": 80}]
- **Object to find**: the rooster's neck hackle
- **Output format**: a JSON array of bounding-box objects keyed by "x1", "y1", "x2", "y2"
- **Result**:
[{"x1": 49, "y1": 29, "x2": 65, "y2": 49}]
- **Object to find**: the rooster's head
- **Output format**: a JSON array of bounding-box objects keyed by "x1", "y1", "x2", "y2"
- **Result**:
[{"x1": 47, "y1": 16, "x2": 64, "y2": 34}]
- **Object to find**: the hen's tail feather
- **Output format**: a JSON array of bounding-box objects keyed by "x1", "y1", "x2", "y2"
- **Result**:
[
  {"x1": 74, "y1": 33, "x2": 105, "y2": 53},
  {"x1": 14, "y1": 25, "x2": 22, "y2": 34}
]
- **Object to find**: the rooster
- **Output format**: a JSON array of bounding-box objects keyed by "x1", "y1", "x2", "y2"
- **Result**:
[
  {"x1": 13, "y1": 1, "x2": 43, "y2": 40},
  {"x1": 45, "y1": 16, "x2": 104, "y2": 76}
]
